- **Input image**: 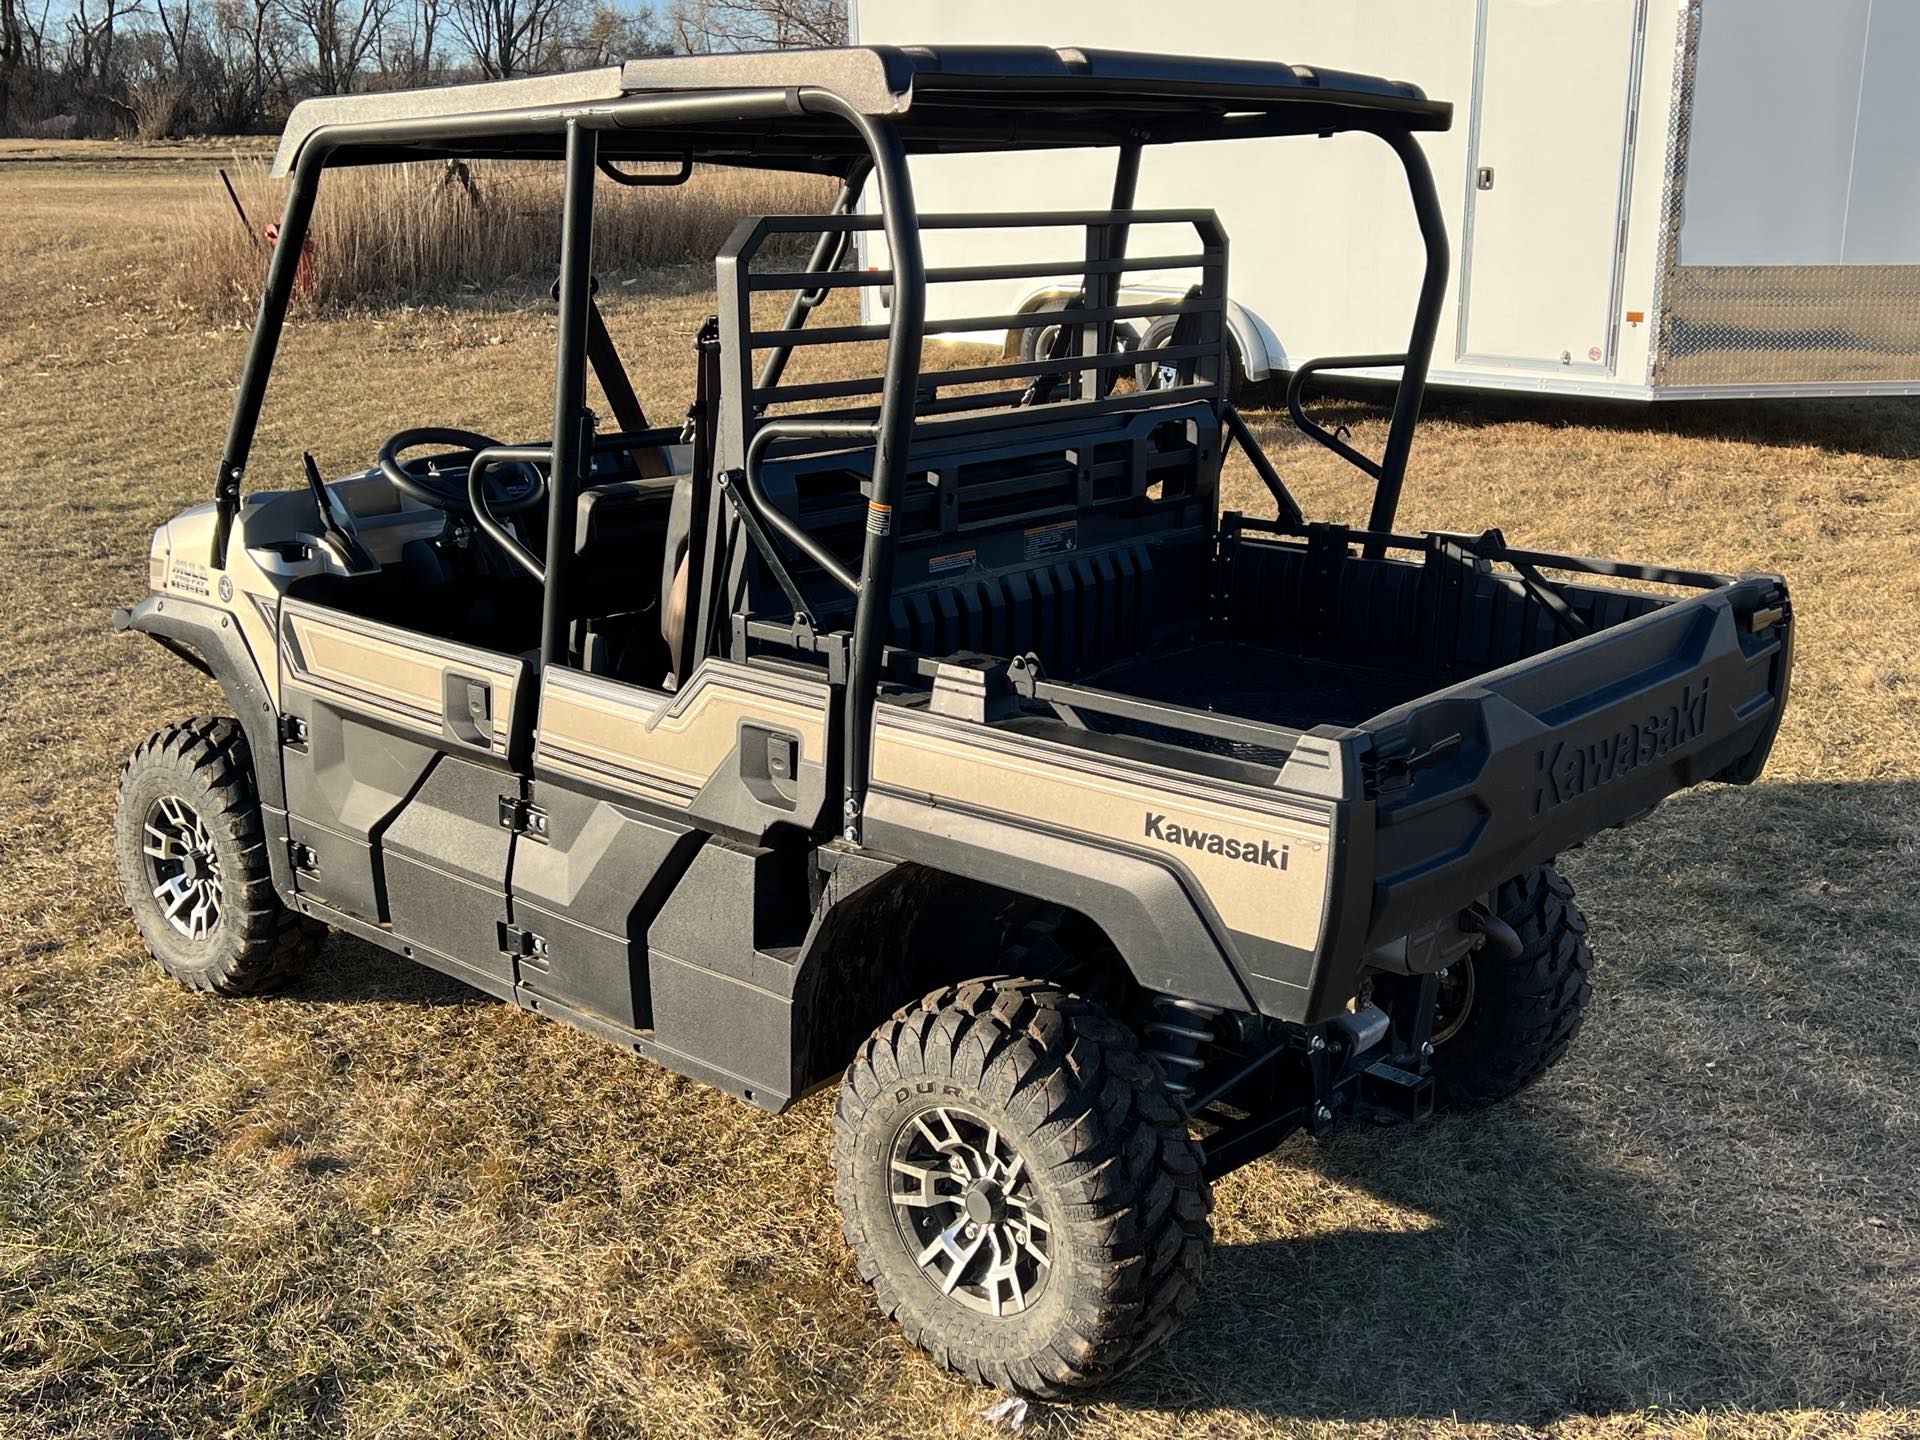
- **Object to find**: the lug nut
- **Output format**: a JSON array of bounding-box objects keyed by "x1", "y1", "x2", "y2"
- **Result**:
[{"x1": 1309, "y1": 1034, "x2": 1326, "y2": 1052}]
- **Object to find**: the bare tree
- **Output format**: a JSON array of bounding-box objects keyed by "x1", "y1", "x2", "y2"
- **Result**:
[
  {"x1": 666, "y1": 0, "x2": 842, "y2": 53},
  {"x1": 65, "y1": 0, "x2": 145, "y2": 91},
  {"x1": 277, "y1": 0, "x2": 390, "y2": 93},
  {"x1": 151, "y1": 0, "x2": 193, "y2": 72},
  {"x1": 379, "y1": 0, "x2": 442, "y2": 85},
  {"x1": 1, "y1": 0, "x2": 24, "y2": 128},
  {"x1": 447, "y1": 0, "x2": 575, "y2": 78},
  {"x1": 209, "y1": 0, "x2": 285, "y2": 124}
]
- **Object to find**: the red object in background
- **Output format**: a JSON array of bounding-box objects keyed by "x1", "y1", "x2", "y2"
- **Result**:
[{"x1": 263, "y1": 221, "x2": 317, "y2": 298}]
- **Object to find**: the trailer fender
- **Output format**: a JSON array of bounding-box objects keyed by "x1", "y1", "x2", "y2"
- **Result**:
[
  {"x1": 859, "y1": 790, "x2": 1258, "y2": 1013},
  {"x1": 1011, "y1": 284, "x2": 1281, "y2": 381},
  {"x1": 112, "y1": 593, "x2": 285, "y2": 811}
]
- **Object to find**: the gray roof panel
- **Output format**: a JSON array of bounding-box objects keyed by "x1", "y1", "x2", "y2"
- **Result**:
[{"x1": 270, "y1": 45, "x2": 1449, "y2": 177}]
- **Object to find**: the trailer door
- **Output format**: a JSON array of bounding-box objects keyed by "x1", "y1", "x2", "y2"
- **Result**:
[{"x1": 1458, "y1": 0, "x2": 1644, "y2": 372}]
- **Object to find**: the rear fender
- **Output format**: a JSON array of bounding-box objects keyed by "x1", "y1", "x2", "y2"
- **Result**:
[{"x1": 859, "y1": 791, "x2": 1260, "y2": 1014}]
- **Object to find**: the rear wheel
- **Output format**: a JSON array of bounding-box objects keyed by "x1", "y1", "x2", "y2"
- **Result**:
[
  {"x1": 833, "y1": 977, "x2": 1211, "y2": 1398},
  {"x1": 1429, "y1": 863, "x2": 1594, "y2": 1109},
  {"x1": 115, "y1": 716, "x2": 326, "y2": 995}
]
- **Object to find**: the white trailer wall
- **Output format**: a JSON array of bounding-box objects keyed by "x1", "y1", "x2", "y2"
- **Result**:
[
  {"x1": 854, "y1": 0, "x2": 1680, "y2": 394},
  {"x1": 855, "y1": 0, "x2": 1920, "y2": 398}
]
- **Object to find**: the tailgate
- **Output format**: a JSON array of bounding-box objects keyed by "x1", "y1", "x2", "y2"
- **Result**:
[{"x1": 1347, "y1": 572, "x2": 1792, "y2": 951}]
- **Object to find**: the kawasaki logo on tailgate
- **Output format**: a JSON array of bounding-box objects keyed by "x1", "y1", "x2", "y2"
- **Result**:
[
  {"x1": 1533, "y1": 677, "x2": 1711, "y2": 815},
  {"x1": 1144, "y1": 814, "x2": 1290, "y2": 870}
]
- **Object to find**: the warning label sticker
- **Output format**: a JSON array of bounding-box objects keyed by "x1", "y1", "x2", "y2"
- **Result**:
[{"x1": 1023, "y1": 520, "x2": 1078, "y2": 561}]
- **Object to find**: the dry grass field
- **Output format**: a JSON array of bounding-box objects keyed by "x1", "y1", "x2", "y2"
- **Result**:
[{"x1": 3, "y1": 149, "x2": 1918, "y2": 1440}]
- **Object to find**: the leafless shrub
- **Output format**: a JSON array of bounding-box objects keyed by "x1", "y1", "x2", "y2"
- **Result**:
[{"x1": 127, "y1": 75, "x2": 185, "y2": 137}]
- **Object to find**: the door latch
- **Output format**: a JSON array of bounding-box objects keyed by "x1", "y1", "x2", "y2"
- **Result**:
[
  {"x1": 497, "y1": 795, "x2": 550, "y2": 842},
  {"x1": 499, "y1": 922, "x2": 550, "y2": 965}
]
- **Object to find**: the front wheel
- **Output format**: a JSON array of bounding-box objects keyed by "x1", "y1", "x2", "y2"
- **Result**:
[
  {"x1": 115, "y1": 716, "x2": 327, "y2": 995},
  {"x1": 833, "y1": 977, "x2": 1211, "y2": 1398},
  {"x1": 1429, "y1": 863, "x2": 1594, "y2": 1110}
]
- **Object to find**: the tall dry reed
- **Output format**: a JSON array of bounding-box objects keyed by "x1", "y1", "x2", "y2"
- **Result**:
[{"x1": 168, "y1": 159, "x2": 834, "y2": 318}]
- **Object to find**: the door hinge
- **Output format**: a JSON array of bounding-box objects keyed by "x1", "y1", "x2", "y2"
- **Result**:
[
  {"x1": 498, "y1": 921, "x2": 550, "y2": 964},
  {"x1": 280, "y1": 714, "x2": 310, "y2": 749},
  {"x1": 497, "y1": 794, "x2": 550, "y2": 843},
  {"x1": 289, "y1": 839, "x2": 320, "y2": 875}
]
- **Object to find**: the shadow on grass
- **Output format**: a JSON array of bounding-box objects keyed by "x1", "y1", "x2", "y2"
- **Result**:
[
  {"x1": 1104, "y1": 778, "x2": 1920, "y2": 1424},
  {"x1": 1253, "y1": 379, "x2": 1920, "y2": 460},
  {"x1": 248, "y1": 780, "x2": 1918, "y2": 1425},
  {"x1": 285, "y1": 930, "x2": 492, "y2": 1009}
]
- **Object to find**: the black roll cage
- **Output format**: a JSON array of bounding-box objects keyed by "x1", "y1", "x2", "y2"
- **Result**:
[{"x1": 207, "y1": 74, "x2": 1451, "y2": 838}]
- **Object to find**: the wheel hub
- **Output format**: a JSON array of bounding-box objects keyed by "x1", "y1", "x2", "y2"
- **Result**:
[
  {"x1": 1431, "y1": 957, "x2": 1477, "y2": 1046},
  {"x1": 962, "y1": 1180, "x2": 1007, "y2": 1226},
  {"x1": 142, "y1": 794, "x2": 223, "y2": 941},
  {"x1": 889, "y1": 1105, "x2": 1053, "y2": 1318}
]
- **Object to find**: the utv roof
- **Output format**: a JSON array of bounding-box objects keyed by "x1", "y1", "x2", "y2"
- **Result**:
[{"x1": 270, "y1": 45, "x2": 1450, "y2": 177}]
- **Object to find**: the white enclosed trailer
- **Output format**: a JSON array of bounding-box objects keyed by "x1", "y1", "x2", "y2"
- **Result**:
[{"x1": 851, "y1": 0, "x2": 1920, "y2": 400}]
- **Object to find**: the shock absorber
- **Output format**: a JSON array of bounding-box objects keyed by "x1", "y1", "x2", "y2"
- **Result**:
[{"x1": 1143, "y1": 997, "x2": 1223, "y2": 1099}]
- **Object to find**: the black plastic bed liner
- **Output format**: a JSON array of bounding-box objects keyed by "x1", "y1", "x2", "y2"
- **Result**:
[{"x1": 1085, "y1": 640, "x2": 1430, "y2": 761}]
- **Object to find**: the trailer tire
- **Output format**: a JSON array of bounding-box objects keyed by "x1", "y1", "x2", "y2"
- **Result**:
[
  {"x1": 1017, "y1": 298, "x2": 1137, "y2": 373},
  {"x1": 833, "y1": 976, "x2": 1211, "y2": 1398},
  {"x1": 115, "y1": 716, "x2": 326, "y2": 996},
  {"x1": 1429, "y1": 864, "x2": 1593, "y2": 1110},
  {"x1": 1135, "y1": 314, "x2": 1250, "y2": 398}
]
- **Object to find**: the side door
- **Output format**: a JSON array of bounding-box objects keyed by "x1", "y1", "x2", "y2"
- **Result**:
[
  {"x1": 276, "y1": 596, "x2": 533, "y2": 997},
  {"x1": 509, "y1": 656, "x2": 831, "y2": 1034},
  {"x1": 1457, "y1": 0, "x2": 1646, "y2": 372}
]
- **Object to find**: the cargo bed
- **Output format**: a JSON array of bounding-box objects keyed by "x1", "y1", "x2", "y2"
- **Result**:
[{"x1": 977, "y1": 518, "x2": 1797, "y2": 1021}]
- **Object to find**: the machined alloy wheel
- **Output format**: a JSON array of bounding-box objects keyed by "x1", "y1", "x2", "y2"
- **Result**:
[
  {"x1": 142, "y1": 794, "x2": 224, "y2": 940},
  {"x1": 835, "y1": 977, "x2": 1212, "y2": 1398},
  {"x1": 889, "y1": 1103, "x2": 1053, "y2": 1318},
  {"x1": 116, "y1": 716, "x2": 326, "y2": 995}
]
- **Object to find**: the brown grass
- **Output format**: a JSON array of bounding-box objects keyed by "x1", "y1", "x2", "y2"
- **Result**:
[
  {"x1": 3, "y1": 145, "x2": 1920, "y2": 1439},
  {"x1": 166, "y1": 159, "x2": 835, "y2": 318}
]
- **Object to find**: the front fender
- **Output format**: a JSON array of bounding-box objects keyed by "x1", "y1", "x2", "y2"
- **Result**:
[{"x1": 113, "y1": 593, "x2": 284, "y2": 810}]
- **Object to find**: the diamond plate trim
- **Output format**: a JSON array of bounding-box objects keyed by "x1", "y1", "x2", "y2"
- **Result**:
[{"x1": 1657, "y1": 265, "x2": 1920, "y2": 387}]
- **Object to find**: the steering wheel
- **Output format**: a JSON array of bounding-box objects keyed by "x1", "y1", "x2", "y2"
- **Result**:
[{"x1": 377, "y1": 427, "x2": 547, "y2": 516}]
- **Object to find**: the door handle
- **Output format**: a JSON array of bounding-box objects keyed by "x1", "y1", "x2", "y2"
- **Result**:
[{"x1": 442, "y1": 672, "x2": 494, "y2": 747}]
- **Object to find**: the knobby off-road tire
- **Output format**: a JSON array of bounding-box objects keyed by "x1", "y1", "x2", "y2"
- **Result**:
[
  {"x1": 115, "y1": 716, "x2": 326, "y2": 995},
  {"x1": 834, "y1": 977, "x2": 1212, "y2": 1398},
  {"x1": 1430, "y1": 863, "x2": 1594, "y2": 1110}
]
